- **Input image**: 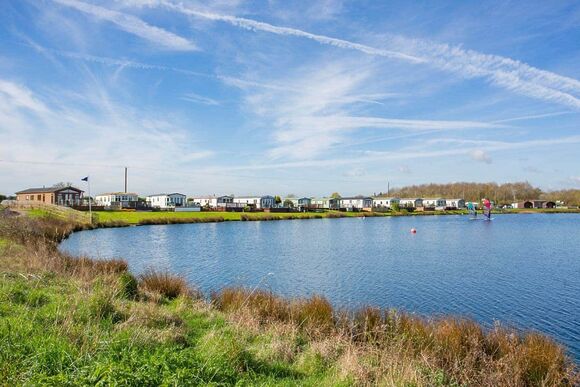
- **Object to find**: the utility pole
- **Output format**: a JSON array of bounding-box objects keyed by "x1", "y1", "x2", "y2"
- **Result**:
[
  {"x1": 387, "y1": 181, "x2": 390, "y2": 196},
  {"x1": 124, "y1": 167, "x2": 128, "y2": 193}
]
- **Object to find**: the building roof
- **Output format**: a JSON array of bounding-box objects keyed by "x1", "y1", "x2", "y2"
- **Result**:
[
  {"x1": 16, "y1": 186, "x2": 83, "y2": 194},
  {"x1": 340, "y1": 196, "x2": 372, "y2": 200},
  {"x1": 191, "y1": 195, "x2": 233, "y2": 199},
  {"x1": 96, "y1": 192, "x2": 139, "y2": 196},
  {"x1": 147, "y1": 193, "x2": 185, "y2": 197},
  {"x1": 235, "y1": 195, "x2": 274, "y2": 199}
]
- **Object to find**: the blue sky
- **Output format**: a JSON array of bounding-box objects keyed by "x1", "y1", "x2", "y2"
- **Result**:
[{"x1": 1, "y1": 0, "x2": 579, "y2": 197}]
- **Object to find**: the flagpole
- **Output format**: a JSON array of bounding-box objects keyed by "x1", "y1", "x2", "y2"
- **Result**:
[{"x1": 87, "y1": 177, "x2": 92, "y2": 224}]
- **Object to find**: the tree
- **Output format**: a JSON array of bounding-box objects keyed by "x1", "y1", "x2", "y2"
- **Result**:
[
  {"x1": 330, "y1": 192, "x2": 342, "y2": 199},
  {"x1": 389, "y1": 181, "x2": 544, "y2": 204},
  {"x1": 391, "y1": 202, "x2": 400, "y2": 212},
  {"x1": 274, "y1": 195, "x2": 282, "y2": 205},
  {"x1": 286, "y1": 194, "x2": 296, "y2": 198},
  {"x1": 283, "y1": 199, "x2": 294, "y2": 208},
  {"x1": 53, "y1": 182, "x2": 74, "y2": 188},
  {"x1": 0, "y1": 194, "x2": 6, "y2": 202}
]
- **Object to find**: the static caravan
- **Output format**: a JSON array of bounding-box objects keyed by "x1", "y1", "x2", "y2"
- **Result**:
[
  {"x1": 192, "y1": 195, "x2": 234, "y2": 208},
  {"x1": 340, "y1": 197, "x2": 373, "y2": 211},
  {"x1": 311, "y1": 197, "x2": 340, "y2": 210},
  {"x1": 372, "y1": 197, "x2": 400, "y2": 209},
  {"x1": 297, "y1": 197, "x2": 312, "y2": 209},
  {"x1": 445, "y1": 199, "x2": 466, "y2": 209},
  {"x1": 95, "y1": 192, "x2": 139, "y2": 209},
  {"x1": 400, "y1": 198, "x2": 423, "y2": 209},
  {"x1": 234, "y1": 195, "x2": 276, "y2": 209},
  {"x1": 146, "y1": 193, "x2": 186, "y2": 209},
  {"x1": 423, "y1": 198, "x2": 446, "y2": 209}
]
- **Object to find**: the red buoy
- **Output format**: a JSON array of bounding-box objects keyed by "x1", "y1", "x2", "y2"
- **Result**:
[{"x1": 411, "y1": 228, "x2": 417, "y2": 234}]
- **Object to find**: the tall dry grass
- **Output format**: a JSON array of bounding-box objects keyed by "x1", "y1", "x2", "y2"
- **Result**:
[{"x1": 212, "y1": 287, "x2": 579, "y2": 386}]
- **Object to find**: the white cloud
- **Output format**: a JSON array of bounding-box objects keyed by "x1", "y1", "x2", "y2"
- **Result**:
[
  {"x1": 203, "y1": 135, "x2": 580, "y2": 172},
  {"x1": 151, "y1": 0, "x2": 580, "y2": 109},
  {"x1": 0, "y1": 80, "x2": 49, "y2": 113},
  {"x1": 181, "y1": 92, "x2": 220, "y2": 106},
  {"x1": 234, "y1": 61, "x2": 503, "y2": 160},
  {"x1": 52, "y1": 0, "x2": 197, "y2": 51},
  {"x1": 470, "y1": 149, "x2": 492, "y2": 164},
  {"x1": 0, "y1": 77, "x2": 213, "y2": 193},
  {"x1": 154, "y1": 0, "x2": 423, "y2": 62}
]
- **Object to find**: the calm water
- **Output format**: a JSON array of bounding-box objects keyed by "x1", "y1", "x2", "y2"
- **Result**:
[{"x1": 60, "y1": 214, "x2": 580, "y2": 359}]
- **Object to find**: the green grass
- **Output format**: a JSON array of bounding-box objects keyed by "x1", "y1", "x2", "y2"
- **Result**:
[
  {"x1": 0, "y1": 271, "x2": 339, "y2": 385},
  {"x1": 93, "y1": 210, "x2": 370, "y2": 225},
  {"x1": 0, "y1": 238, "x2": 7, "y2": 256},
  {"x1": 25, "y1": 209, "x2": 53, "y2": 218}
]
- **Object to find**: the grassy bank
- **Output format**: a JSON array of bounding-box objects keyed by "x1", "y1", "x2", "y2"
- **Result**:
[
  {"x1": 22, "y1": 206, "x2": 580, "y2": 229},
  {"x1": 0, "y1": 213, "x2": 578, "y2": 385},
  {"x1": 92, "y1": 210, "x2": 379, "y2": 225}
]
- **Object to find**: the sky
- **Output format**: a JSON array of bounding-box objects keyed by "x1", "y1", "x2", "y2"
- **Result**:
[{"x1": 1, "y1": 0, "x2": 579, "y2": 197}]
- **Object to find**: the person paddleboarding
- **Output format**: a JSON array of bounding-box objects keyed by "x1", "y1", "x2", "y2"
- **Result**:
[
  {"x1": 467, "y1": 201, "x2": 477, "y2": 218},
  {"x1": 482, "y1": 198, "x2": 492, "y2": 220}
]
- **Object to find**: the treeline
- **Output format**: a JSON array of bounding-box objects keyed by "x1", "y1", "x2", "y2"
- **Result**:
[
  {"x1": 383, "y1": 182, "x2": 579, "y2": 205},
  {"x1": 541, "y1": 189, "x2": 580, "y2": 207}
]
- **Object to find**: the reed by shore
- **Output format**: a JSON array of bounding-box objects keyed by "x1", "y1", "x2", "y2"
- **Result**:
[{"x1": 0, "y1": 212, "x2": 577, "y2": 385}]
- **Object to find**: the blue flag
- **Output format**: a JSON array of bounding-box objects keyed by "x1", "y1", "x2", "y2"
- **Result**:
[{"x1": 81, "y1": 176, "x2": 89, "y2": 182}]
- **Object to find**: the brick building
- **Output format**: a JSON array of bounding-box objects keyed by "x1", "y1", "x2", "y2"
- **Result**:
[{"x1": 16, "y1": 186, "x2": 84, "y2": 207}]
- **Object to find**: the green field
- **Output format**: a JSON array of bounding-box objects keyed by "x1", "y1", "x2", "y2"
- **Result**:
[{"x1": 92, "y1": 210, "x2": 370, "y2": 225}]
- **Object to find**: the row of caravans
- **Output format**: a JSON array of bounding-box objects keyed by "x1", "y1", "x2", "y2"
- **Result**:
[
  {"x1": 189, "y1": 195, "x2": 466, "y2": 211},
  {"x1": 93, "y1": 192, "x2": 467, "y2": 211}
]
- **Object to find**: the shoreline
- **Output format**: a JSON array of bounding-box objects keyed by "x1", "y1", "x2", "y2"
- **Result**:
[{"x1": 19, "y1": 205, "x2": 580, "y2": 231}]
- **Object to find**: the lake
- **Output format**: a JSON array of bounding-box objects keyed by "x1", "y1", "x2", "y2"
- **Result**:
[{"x1": 60, "y1": 214, "x2": 580, "y2": 359}]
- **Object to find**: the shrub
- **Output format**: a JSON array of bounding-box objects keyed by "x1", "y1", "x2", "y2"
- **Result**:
[
  {"x1": 352, "y1": 307, "x2": 383, "y2": 342},
  {"x1": 293, "y1": 296, "x2": 334, "y2": 333},
  {"x1": 139, "y1": 269, "x2": 192, "y2": 300}
]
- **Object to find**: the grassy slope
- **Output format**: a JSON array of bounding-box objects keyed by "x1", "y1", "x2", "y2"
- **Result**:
[
  {"x1": 0, "y1": 273, "x2": 337, "y2": 385},
  {"x1": 0, "y1": 212, "x2": 577, "y2": 385}
]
